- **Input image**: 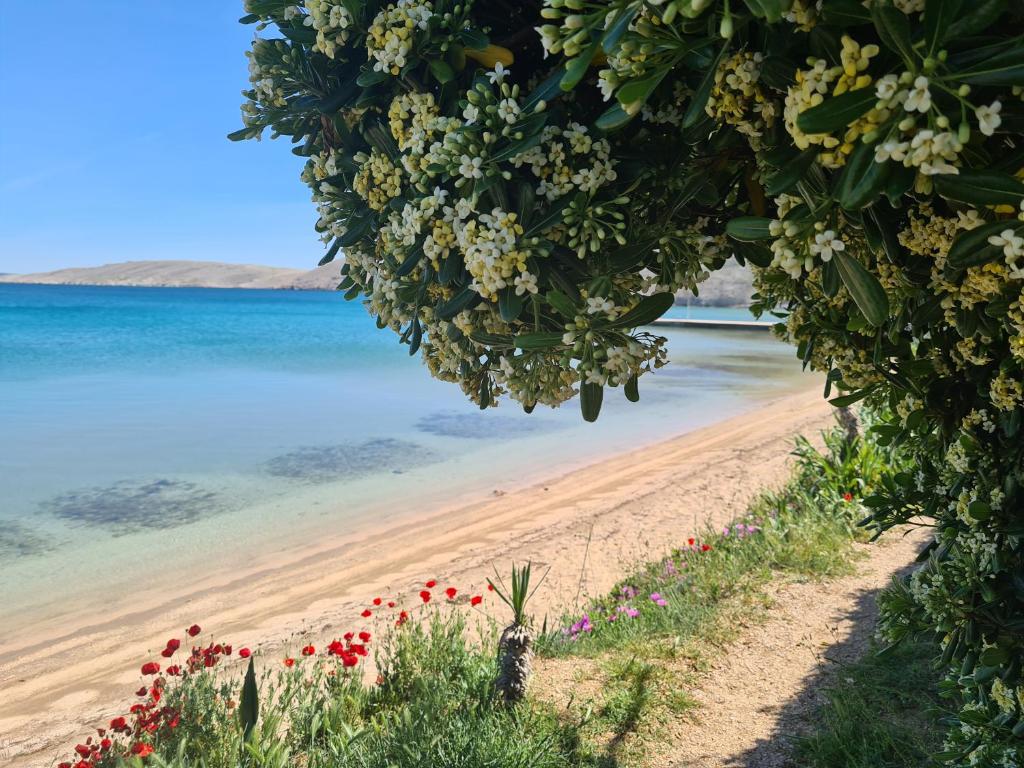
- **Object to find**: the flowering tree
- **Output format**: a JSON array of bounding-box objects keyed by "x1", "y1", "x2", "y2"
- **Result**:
[{"x1": 234, "y1": 0, "x2": 1024, "y2": 761}]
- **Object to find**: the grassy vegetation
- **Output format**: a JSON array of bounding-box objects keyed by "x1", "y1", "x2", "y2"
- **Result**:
[
  {"x1": 530, "y1": 420, "x2": 906, "y2": 763},
  {"x1": 794, "y1": 636, "x2": 945, "y2": 768},
  {"x1": 58, "y1": 419, "x2": 943, "y2": 768}
]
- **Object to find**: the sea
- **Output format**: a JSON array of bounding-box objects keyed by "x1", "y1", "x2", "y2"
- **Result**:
[{"x1": 0, "y1": 284, "x2": 810, "y2": 633}]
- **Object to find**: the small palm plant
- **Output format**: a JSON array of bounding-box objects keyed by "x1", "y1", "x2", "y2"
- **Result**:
[{"x1": 488, "y1": 562, "x2": 545, "y2": 705}]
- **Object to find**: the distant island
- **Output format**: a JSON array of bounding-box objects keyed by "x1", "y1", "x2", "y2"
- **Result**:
[
  {"x1": 0, "y1": 258, "x2": 754, "y2": 307},
  {"x1": 0, "y1": 260, "x2": 343, "y2": 291}
]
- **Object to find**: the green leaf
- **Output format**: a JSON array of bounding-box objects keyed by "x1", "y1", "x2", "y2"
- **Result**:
[
  {"x1": 957, "y1": 42, "x2": 1024, "y2": 85},
  {"x1": 279, "y1": 26, "x2": 317, "y2": 44},
  {"x1": 828, "y1": 386, "x2": 876, "y2": 407},
  {"x1": 603, "y1": 7, "x2": 638, "y2": 53},
  {"x1": 967, "y1": 499, "x2": 992, "y2": 521},
  {"x1": 683, "y1": 44, "x2": 728, "y2": 129},
  {"x1": 933, "y1": 169, "x2": 1024, "y2": 206},
  {"x1": 819, "y1": 0, "x2": 871, "y2": 26},
  {"x1": 764, "y1": 148, "x2": 819, "y2": 196},
  {"x1": 394, "y1": 244, "x2": 424, "y2": 277},
  {"x1": 834, "y1": 251, "x2": 889, "y2": 326},
  {"x1": 870, "y1": 5, "x2": 916, "y2": 67},
  {"x1": 606, "y1": 292, "x2": 674, "y2": 328},
  {"x1": 523, "y1": 67, "x2": 565, "y2": 112},
  {"x1": 924, "y1": 0, "x2": 962, "y2": 55},
  {"x1": 796, "y1": 89, "x2": 877, "y2": 134},
  {"x1": 439, "y1": 253, "x2": 463, "y2": 285},
  {"x1": 835, "y1": 140, "x2": 888, "y2": 210},
  {"x1": 437, "y1": 285, "x2": 482, "y2": 319},
  {"x1": 546, "y1": 290, "x2": 577, "y2": 319},
  {"x1": 318, "y1": 239, "x2": 343, "y2": 267},
  {"x1": 498, "y1": 288, "x2": 524, "y2": 322},
  {"x1": 733, "y1": 241, "x2": 773, "y2": 267},
  {"x1": 524, "y1": 193, "x2": 577, "y2": 237},
  {"x1": 239, "y1": 658, "x2": 259, "y2": 739},
  {"x1": 356, "y1": 68, "x2": 390, "y2": 87},
  {"x1": 458, "y1": 28, "x2": 489, "y2": 50},
  {"x1": 338, "y1": 215, "x2": 372, "y2": 247},
  {"x1": 624, "y1": 374, "x2": 640, "y2": 402},
  {"x1": 616, "y1": 68, "x2": 668, "y2": 109},
  {"x1": 947, "y1": 0, "x2": 1005, "y2": 37},
  {"x1": 514, "y1": 331, "x2": 565, "y2": 350},
  {"x1": 822, "y1": 258, "x2": 841, "y2": 297},
  {"x1": 580, "y1": 381, "x2": 604, "y2": 422},
  {"x1": 947, "y1": 220, "x2": 1024, "y2": 269},
  {"x1": 726, "y1": 216, "x2": 774, "y2": 241},
  {"x1": 596, "y1": 102, "x2": 635, "y2": 131},
  {"x1": 428, "y1": 59, "x2": 455, "y2": 84},
  {"x1": 561, "y1": 38, "x2": 602, "y2": 92},
  {"x1": 469, "y1": 331, "x2": 514, "y2": 347}
]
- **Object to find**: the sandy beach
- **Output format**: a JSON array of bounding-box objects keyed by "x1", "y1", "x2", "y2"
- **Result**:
[{"x1": 0, "y1": 386, "x2": 832, "y2": 767}]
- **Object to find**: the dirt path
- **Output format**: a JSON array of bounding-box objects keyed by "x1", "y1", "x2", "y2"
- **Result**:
[{"x1": 650, "y1": 527, "x2": 929, "y2": 768}]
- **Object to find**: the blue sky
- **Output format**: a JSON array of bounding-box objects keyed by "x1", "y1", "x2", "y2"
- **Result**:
[{"x1": 0, "y1": 3, "x2": 321, "y2": 274}]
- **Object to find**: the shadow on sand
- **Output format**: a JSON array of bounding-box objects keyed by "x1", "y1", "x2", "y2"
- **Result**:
[{"x1": 705, "y1": 555, "x2": 924, "y2": 768}]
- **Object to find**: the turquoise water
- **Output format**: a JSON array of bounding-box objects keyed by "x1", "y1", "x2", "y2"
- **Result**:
[{"x1": 0, "y1": 284, "x2": 808, "y2": 629}]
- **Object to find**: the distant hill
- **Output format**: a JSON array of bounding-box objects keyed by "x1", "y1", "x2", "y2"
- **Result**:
[
  {"x1": 678, "y1": 260, "x2": 754, "y2": 307},
  {"x1": 1, "y1": 257, "x2": 755, "y2": 307},
  {"x1": 0, "y1": 260, "x2": 344, "y2": 291}
]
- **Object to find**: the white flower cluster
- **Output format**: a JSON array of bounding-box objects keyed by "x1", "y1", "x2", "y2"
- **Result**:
[
  {"x1": 512, "y1": 123, "x2": 617, "y2": 201},
  {"x1": 457, "y1": 207, "x2": 529, "y2": 299},
  {"x1": 304, "y1": 0, "x2": 353, "y2": 59},
  {"x1": 367, "y1": 0, "x2": 433, "y2": 75}
]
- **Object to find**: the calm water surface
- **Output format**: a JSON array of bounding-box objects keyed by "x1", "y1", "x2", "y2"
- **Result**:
[{"x1": 0, "y1": 284, "x2": 809, "y2": 628}]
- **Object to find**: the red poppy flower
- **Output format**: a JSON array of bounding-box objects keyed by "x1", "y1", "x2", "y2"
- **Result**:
[
  {"x1": 140, "y1": 662, "x2": 160, "y2": 676},
  {"x1": 425, "y1": 580, "x2": 437, "y2": 588},
  {"x1": 327, "y1": 640, "x2": 345, "y2": 655},
  {"x1": 843, "y1": 492, "x2": 853, "y2": 502},
  {"x1": 445, "y1": 587, "x2": 457, "y2": 600},
  {"x1": 487, "y1": 584, "x2": 495, "y2": 592},
  {"x1": 358, "y1": 630, "x2": 371, "y2": 642},
  {"x1": 419, "y1": 590, "x2": 431, "y2": 603},
  {"x1": 135, "y1": 686, "x2": 148, "y2": 697},
  {"x1": 223, "y1": 645, "x2": 233, "y2": 655},
  {"x1": 100, "y1": 739, "x2": 112, "y2": 751},
  {"x1": 470, "y1": 595, "x2": 483, "y2": 606},
  {"x1": 166, "y1": 638, "x2": 181, "y2": 651},
  {"x1": 110, "y1": 717, "x2": 127, "y2": 731},
  {"x1": 131, "y1": 743, "x2": 154, "y2": 758},
  {"x1": 160, "y1": 647, "x2": 175, "y2": 658},
  {"x1": 186, "y1": 624, "x2": 201, "y2": 637},
  {"x1": 396, "y1": 610, "x2": 409, "y2": 626},
  {"x1": 72, "y1": 762, "x2": 90, "y2": 768},
  {"x1": 342, "y1": 653, "x2": 358, "y2": 667},
  {"x1": 343, "y1": 631, "x2": 354, "y2": 641},
  {"x1": 283, "y1": 657, "x2": 295, "y2": 667},
  {"x1": 701, "y1": 543, "x2": 711, "y2": 552},
  {"x1": 75, "y1": 745, "x2": 91, "y2": 758},
  {"x1": 688, "y1": 538, "x2": 695, "y2": 546},
  {"x1": 361, "y1": 609, "x2": 372, "y2": 618},
  {"x1": 372, "y1": 597, "x2": 382, "y2": 606},
  {"x1": 166, "y1": 665, "x2": 181, "y2": 676},
  {"x1": 301, "y1": 645, "x2": 315, "y2": 656},
  {"x1": 387, "y1": 601, "x2": 396, "y2": 608},
  {"x1": 238, "y1": 647, "x2": 251, "y2": 658}
]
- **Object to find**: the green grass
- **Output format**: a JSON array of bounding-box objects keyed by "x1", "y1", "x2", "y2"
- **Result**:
[{"x1": 794, "y1": 636, "x2": 945, "y2": 768}]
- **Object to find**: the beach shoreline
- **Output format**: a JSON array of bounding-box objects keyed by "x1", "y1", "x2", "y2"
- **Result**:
[{"x1": 0, "y1": 386, "x2": 832, "y2": 766}]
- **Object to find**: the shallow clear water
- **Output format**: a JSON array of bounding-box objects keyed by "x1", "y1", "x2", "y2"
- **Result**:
[{"x1": 0, "y1": 284, "x2": 810, "y2": 627}]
